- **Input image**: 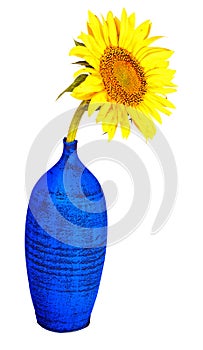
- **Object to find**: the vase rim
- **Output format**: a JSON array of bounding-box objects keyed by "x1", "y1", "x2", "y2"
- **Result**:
[
  {"x1": 63, "y1": 138, "x2": 78, "y2": 146},
  {"x1": 62, "y1": 138, "x2": 78, "y2": 154}
]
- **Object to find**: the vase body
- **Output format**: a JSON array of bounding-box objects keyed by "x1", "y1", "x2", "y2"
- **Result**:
[{"x1": 25, "y1": 138, "x2": 107, "y2": 332}]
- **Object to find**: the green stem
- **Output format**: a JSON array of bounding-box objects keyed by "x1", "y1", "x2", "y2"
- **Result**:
[{"x1": 66, "y1": 100, "x2": 89, "y2": 142}]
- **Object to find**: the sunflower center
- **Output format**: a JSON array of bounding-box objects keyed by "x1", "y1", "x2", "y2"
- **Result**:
[
  {"x1": 113, "y1": 61, "x2": 141, "y2": 93},
  {"x1": 100, "y1": 47, "x2": 147, "y2": 106}
]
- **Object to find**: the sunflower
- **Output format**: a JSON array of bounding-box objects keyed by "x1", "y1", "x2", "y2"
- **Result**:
[{"x1": 59, "y1": 9, "x2": 176, "y2": 141}]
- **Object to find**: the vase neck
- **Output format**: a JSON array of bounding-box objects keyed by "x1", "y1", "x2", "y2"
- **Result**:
[{"x1": 62, "y1": 138, "x2": 78, "y2": 157}]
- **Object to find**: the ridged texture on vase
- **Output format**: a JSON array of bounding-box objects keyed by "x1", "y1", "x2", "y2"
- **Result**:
[{"x1": 25, "y1": 139, "x2": 107, "y2": 332}]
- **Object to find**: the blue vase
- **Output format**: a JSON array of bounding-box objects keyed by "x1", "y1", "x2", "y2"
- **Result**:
[{"x1": 25, "y1": 138, "x2": 107, "y2": 332}]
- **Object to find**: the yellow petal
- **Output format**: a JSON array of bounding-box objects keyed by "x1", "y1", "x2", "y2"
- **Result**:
[
  {"x1": 88, "y1": 11, "x2": 106, "y2": 50},
  {"x1": 127, "y1": 25, "x2": 157, "y2": 53},
  {"x1": 101, "y1": 17, "x2": 110, "y2": 46},
  {"x1": 128, "y1": 12, "x2": 136, "y2": 28},
  {"x1": 73, "y1": 67, "x2": 96, "y2": 77},
  {"x1": 127, "y1": 107, "x2": 156, "y2": 140},
  {"x1": 151, "y1": 95, "x2": 176, "y2": 109},
  {"x1": 135, "y1": 47, "x2": 167, "y2": 61},
  {"x1": 102, "y1": 108, "x2": 118, "y2": 141},
  {"x1": 78, "y1": 32, "x2": 104, "y2": 58},
  {"x1": 143, "y1": 60, "x2": 170, "y2": 70},
  {"x1": 144, "y1": 94, "x2": 172, "y2": 116},
  {"x1": 147, "y1": 74, "x2": 176, "y2": 87},
  {"x1": 145, "y1": 67, "x2": 176, "y2": 78},
  {"x1": 87, "y1": 23, "x2": 93, "y2": 36},
  {"x1": 84, "y1": 75, "x2": 103, "y2": 86},
  {"x1": 148, "y1": 86, "x2": 177, "y2": 95},
  {"x1": 133, "y1": 20, "x2": 152, "y2": 41},
  {"x1": 69, "y1": 46, "x2": 100, "y2": 69},
  {"x1": 138, "y1": 100, "x2": 162, "y2": 124},
  {"x1": 84, "y1": 56, "x2": 100, "y2": 70},
  {"x1": 122, "y1": 27, "x2": 135, "y2": 50},
  {"x1": 107, "y1": 11, "x2": 118, "y2": 46},
  {"x1": 119, "y1": 8, "x2": 128, "y2": 47},
  {"x1": 130, "y1": 36, "x2": 163, "y2": 54},
  {"x1": 88, "y1": 91, "x2": 107, "y2": 116},
  {"x1": 114, "y1": 16, "x2": 120, "y2": 36},
  {"x1": 103, "y1": 123, "x2": 117, "y2": 141},
  {"x1": 118, "y1": 105, "x2": 130, "y2": 139},
  {"x1": 71, "y1": 75, "x2": 103, "y2": 100},
  {"x1": 96, "y1": 103, "x2": 111, "y2": 122},
  {"x1": 140, "y1": 49, "x2": 174, "y2": 65},
  {"x1": 121, "y1": 12, "x2": 137, "y2": 49},
  {"x1": 71, "y1": 90, "x2": 94, "y2": 100},
  {"x1": 69, "y1": 45, "x2": 91, "y2": 58},
  {"x1": 144, "y1": 36, "x2": 163, "y2": 46}
]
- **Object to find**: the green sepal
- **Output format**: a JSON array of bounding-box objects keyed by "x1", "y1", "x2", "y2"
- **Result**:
[
  {"x1": 72, "y1": 60, "x2": 93, "y2": 68},
  {"x1": 56, "y1": 74, "x2": 88, "y2": 100},
  {"x1": 74, "y1": 40, "x2": 85, "y2": 47}
]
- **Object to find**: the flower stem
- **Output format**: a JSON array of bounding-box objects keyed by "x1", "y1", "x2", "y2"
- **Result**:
[{"x1": 66, "y1": 100, "x2": 89, "y2": 142}]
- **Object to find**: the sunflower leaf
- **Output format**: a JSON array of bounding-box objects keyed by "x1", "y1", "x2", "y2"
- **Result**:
[
  {"x1": 72, "y1": 60, "x2": 93, "y2": 68},
  {"x1": 56, "y1": 74, "x2": 88, "y2": 100},
  {"x1": 74, "y1": 39, "x2": 85, "y2": 47}
]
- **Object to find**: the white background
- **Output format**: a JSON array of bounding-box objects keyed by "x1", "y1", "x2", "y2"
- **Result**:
[{"x1": 1, "y1": 0, "x2": 203, "y2": 349}]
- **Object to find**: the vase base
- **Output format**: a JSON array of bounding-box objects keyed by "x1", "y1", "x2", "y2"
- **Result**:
[{"x1": 37, "y1": 318, "x2": 90, "y2": 333}]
